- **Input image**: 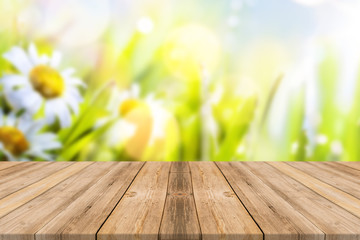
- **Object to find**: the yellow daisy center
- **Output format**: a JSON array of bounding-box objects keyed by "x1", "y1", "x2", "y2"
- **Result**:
[
  {"x1": 29, "y1": 65, "x2": 65, "y2": 99},
  {"x1": 0, "y1": 126, "x2": 29, "y2": 156},
  {"x1": 119, "y1": 99, "x2": 142, "y2": 116}
]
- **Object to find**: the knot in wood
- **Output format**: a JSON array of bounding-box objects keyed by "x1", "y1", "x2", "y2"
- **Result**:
[
  {"x1": 171, "y1": 191, "x2": 188, "y2": 197},
  {"x1": 223, "y1": 191, "x2": 236, "y2": 197},
  {"x1": 125, "y1": 191, "x2": 137, "y2": 197}
]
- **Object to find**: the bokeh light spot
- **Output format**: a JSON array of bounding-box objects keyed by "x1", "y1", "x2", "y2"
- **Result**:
[
  {"x1": 163, "y1": 24, "x2": 221, "y2": 80},
  {"x1": 137, "y1": 16, "x2": 154, "y2": 34}
]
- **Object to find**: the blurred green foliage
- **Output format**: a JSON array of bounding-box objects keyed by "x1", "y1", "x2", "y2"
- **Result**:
[{"x1": 0, "y1": 0, "x2": 359, "y2": 162}]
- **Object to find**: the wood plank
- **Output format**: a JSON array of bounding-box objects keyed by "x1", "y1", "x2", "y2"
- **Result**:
[
  {"x1": 0, "y1": 162, "x2": 112, "y2": 240},
  {"x1": 36, "y1": 162, "x2": 144, "y2": 240},
  {"x1": 216, "y1": 162, "x2": 324, "y2": 240},
  {"x1": 322, "y1": 162, "x2": 360, "y2": 180},
  {"x1": 0, "y1": 162, "x2": 91, "y2": 218},
  {"x1": 0, "y1": 162, "x2": 42, "y2": 179},
  {"x1": 337, "y1": 162, "x2": 360, "y2": 171},
  {"x1": 159, "y1": 162, "x2": 201, "y2": 240},
  {"x1": 269, "y1": 162, "x2": 360, "y2": 218},
  {"x1": 170, "y1": 162, "x2": 190, "y2": 173},
  {"x1": 189, "y1": 162, "x2": 262, "y2": 240},
  {"x1": 246, "y1": 162, "x2": 360, "y2": 240},
  {"x1": 0, "y1": 162, "x2": 23, "y2": 171},
  {"x1": 287, "y1": 162, "x2": 360, "y2": 199},
  {"x1": 97, "y1": 162, "x2": 171, "y2": 240},
  {"x1": 0, "y1": 162, "x2": 73, "y2": 199}
]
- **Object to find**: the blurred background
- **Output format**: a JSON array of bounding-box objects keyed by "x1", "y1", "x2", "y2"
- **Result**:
[{"x1": 1, "y1": 0, "x2": 360, "y2": 162}]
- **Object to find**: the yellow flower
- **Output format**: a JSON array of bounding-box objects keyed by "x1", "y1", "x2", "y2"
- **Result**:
[
  {"x1": 1, "y1": 43, "x2": 85, "y2": 128},
  {"x1": 0, "y1": 111, "x2": 61, "y2": 161},
  {"x1": 105, "y1": 84, "x2": 179, "y2": 160}
]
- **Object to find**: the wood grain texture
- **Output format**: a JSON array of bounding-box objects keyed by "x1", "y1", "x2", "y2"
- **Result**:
[
  {"x1": 0, "y1": 162, "x2": 43, "y2": 180},
  {"x1": 248, "y1": 162, "x2": 360, "y2": 240},
  {"x1": 0, "y1": 162, "x2": 22, "y2": 171},
  {"x1": 287, "y1": 162, "x2": 360, "y2": 199},
  {"x1": 189, "y1": 162, "x2": 262, "y2": 240},
  {"x1": 0, "y1": 162, "x2": 108, "y2": 240},
  {"x1": 216, "y1": 162, "x2": 324, "y2": 240},
  {"x1": 159, "y1": 162, "x2": 201, "y2": 240},
  {"x1": 1, "y1": 161, "x2": 360, "y2": 240},
  {"x1": 0, "y1": 162, "x2": 91, "y2": 218},
  {"x1": 97, "y1": 162, "x2": 171, "y2": 240},
  {"x1": 0, "y1": 162, "x2": 72, "y2": 199},
  {"x1": 269, "y1": 162, "x2": 360, "y2": 218},
  {"x1": 170, "y1": 162, "x2": 190, "y2": 173},
  {"x1": 323, "y1": 162, "x2": 360, "y2": 179},
  {"x1": 337, "y1": 161, "x2": 360, "y2": 171},
  {"x1": 36, "y1": 162, "x2": 144, "y2": 240}
]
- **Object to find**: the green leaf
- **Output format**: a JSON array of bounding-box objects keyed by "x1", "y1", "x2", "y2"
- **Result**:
[{"x1": 214, "y1": 96, "x2": 257, "y2": 161}]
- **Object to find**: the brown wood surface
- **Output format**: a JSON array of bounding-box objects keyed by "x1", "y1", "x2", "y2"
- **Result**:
[
  {"x1": 269, "y1": 162, "x2": 360, "y2": 219},
  {"x1": 337, "y1": 161, "x2": 360, "y2": 171},
  {"x1": 189, "y1": 162, "x2": 262, "y2": 240},
  {"x1": 0, "y1": 162, "x2": 72, "y2": 199},
  {"x1": 97, "y1": 162, "x2": 171, "y2": 240},
  {"x1": 256, "y1": 162, "x2": 360, "y2": 240},
  {"x1": 216, "y1": 162, "x2": 323, "y2": 240},
  {"x1": 0, "y1": 161, "x2": 23, "y2": 171},
  {"x1": 0, "y1": 162, "x2": 91, "y2": 218},
  {"x1": 159, "y1": 162, "x2": 201, "y2": 240},
  {"x1": 287, "y1": 162, "x2": 360, "y2": 199},
  {"x1": 36, "y1": 162, "x2": 144, "y2": 240},
  {"x1": 1, "y1": 161, "x2": 360, "y2": 240}
]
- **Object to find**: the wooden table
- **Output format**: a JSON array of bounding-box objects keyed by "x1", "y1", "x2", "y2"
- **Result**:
[{"x1": 0, "y1": 161, "x2": 360, "y2": 240}]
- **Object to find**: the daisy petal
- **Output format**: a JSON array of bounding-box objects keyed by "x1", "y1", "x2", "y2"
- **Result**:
[
  {"x1": 30, "y1": 132, "x2": 57, "y2": 143},
  {"x1": 65, "y1": 77, "x2": 86, "y2": 88},
  {"x1": 36, "y1": 140, "x2": 62, "y2": 151},
  {"x1": 50, "y1": 50, "x2": 62, "y2": 68},
  {"x1": 21, "y1": 91, "x2": 43, "y2": 114},
  {"x1": 3, "y1": 47, "x2": 33, "y2": 74},
  {"x1": 67, "y1": 86, "x2": 83, "y2": 102},
  {"x1": 26, "y1": 149, "x2": 54, "y2": 161},
  {"x1": 61, "y1": 68, "x2": 75, "y2": 78},
  {"x1": 56, "y1": 101, "x2": 72, "y2": 128},
  {"x1": 24, "y1": 119, "x2": 45, "y2": 136},
  {"x1": 0, "y1": 144, "x2": 16, "y2": 161},
  {"x1": 5, "y1": 112, "x2": 17, "y2": 127},
  {"x1": 37, "y1": 54, "x2": 50, "y2": 65},
  {"x1": 131, "y1": 83, "x2": 140, "y2": 97},
  {"x1": 28, "y1": 43, "x2": 40, "y2": 65},
  {"x1": 45, "y1": 101, "x2": 57, "y2": 124},
  {"x1": 1, "y1": 75, "x2": 28, "y2": 90},
  {"x1": 30, "y1": 134, "x2": 61, "y2": 150},
  {"x1": 18, "y1": 115, "x2": 34, "y2": 132},
  {"x1": 7, "y1": 87, "x2": 43, "y2": 114},
  {"x1": 63, "y1": 90, "x2": 82, "y2": 114}
]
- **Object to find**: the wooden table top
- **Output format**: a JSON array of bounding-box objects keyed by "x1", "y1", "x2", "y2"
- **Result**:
[{"x1": 0, "y1": 161, "x2": 360, "y2": 240}]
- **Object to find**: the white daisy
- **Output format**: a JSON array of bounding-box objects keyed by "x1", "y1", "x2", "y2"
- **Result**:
[
  {"x1": 1, "y1": 43, "x2": 85, "y2": 128},
  {"x1": 107, "y1": 83, "x2": 141, "y2": 118},
  {"x1": 0, "y1": 111, "x2": 61, "y2": 161},
  {"x1": 105, "y1": 83, "x2": 172, "y2": 148},
  {"x1": 145, "y1": 95, "x2": 171, "y2": 146},
  {"x1": 102, "y1": 83, "x2": 141, "y2": 146}
]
